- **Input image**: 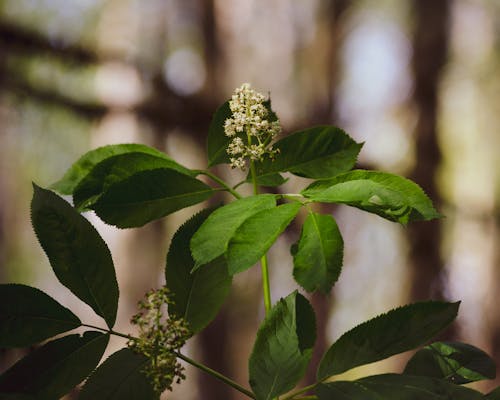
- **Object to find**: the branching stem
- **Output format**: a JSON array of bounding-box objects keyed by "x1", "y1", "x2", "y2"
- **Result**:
[{"x1": 196, "y1": 169, "x2": 242, "y2": 199}]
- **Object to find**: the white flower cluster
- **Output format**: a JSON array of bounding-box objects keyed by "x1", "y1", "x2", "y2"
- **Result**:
[{"x1": 224, "y1": 83, "x2": 281, "y2": 170}]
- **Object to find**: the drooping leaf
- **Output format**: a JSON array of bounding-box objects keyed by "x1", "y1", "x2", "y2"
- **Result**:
[
  {"x1": 51, "y1": 143, "x2": 176, "y2": 195},
  {"x1": 253, "y1": 126, "x2": 363, "y2": 180},
  {"x1": 226, "y1": 202, "x2": 302, "y2": 275},
  {"x1": 207, "y1": 99, "x2": 278, "y2": 167},
  {"x1": 486, "y1": 387, "x2": 500, "y2": 399},
  {"x1": 249, "y1": 291, "x2": 316, "y2": 400},
  {"x1": 404, "y1": 341, "x2": 496, "y2": 384},
  {"x1": 73, "y1": 152, "x2": 194, "y2": 211},
  {"x1": 0, "y1": 284, "x2": 81, "y2": 348},
  {"x1": 190, "y1": 194, "x2": 277, "y2": 269},
  {"x1": 302, "y1": 170, "x2": 441, "y2": 225},
  {"x1": 166, "y1": 208, "x2": 232, "y2": 333},
  {"x1": 31, "y1": 185, "x2": 119, "y2": 328},
  {"x1": 292, "y1": 212, "x2": 343, "y2": 293},
  {"x1": 317, "y1": 301, "x2": 460, "y2": 380},
  {"x1": 91, "y1": 168, "x2": 214, "y2": 228},
  {"x1": 79, "y1": 348, "x2": 157, "y2": 400},
  {"x1": 316, "y1": 374, "x2": 483, "y2": 400},
  {"x1": 0, "y1": 331, "x2": 109, "y2": 399}
]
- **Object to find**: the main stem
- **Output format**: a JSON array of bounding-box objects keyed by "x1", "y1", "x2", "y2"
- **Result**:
[{"x1": 250, "y1": 159, "x2": 272, "y2": 315}]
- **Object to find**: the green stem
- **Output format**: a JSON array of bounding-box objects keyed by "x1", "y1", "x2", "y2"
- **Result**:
[
  {"x1": 250, "y1": 159, "x2": 272, "y2": 315},
  {"x1": 81, "y1": 323, "x2": 132, "y2": 340},
  {"x1": 196, "y1": 169, "x2": 242, "y2": 199},
  {"x1": 175, "y1": 352, "x2": 255, "y2": 399},
  {"x1": 282, "y1": 383, "x2": 319, "y2": 400}
]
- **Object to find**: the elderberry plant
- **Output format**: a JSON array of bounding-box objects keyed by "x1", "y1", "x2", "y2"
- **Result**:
[{"x1": 0, "y1": 83, "x2": 498, "y2": 399}]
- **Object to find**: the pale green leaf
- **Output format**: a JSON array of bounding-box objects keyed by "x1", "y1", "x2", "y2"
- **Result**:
[
  {"x1": 226, "y1": 202, "x2": 302, "y2": 275},
  {"x1": 190, "y1": 194, "x2": 277, "y2": 269},
  {"x1": 292, "y1": 212, "x2": 343, "y2": 293},
  {"x1": 317, "y1": 301, "x2": 459, "y2": 379},
  {"x1": 302, "y1": 170, "x2": 441, "y2": 224},
  {"x1": 249, "y1": 291, "x2": 316, "y2": 400}
]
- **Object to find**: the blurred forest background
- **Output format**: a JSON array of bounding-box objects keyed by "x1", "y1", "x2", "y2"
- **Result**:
[{"x1": 0, "y1": 0, "x2": 499, "y2": 399}]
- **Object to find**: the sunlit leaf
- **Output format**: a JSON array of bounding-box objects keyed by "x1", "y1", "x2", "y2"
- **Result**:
[
  {"x1": 254, "y1": 126, "x2": 362, "y2": 180},
  {"x1": 302, "y1": 170, "x2": 441, "y2": 224},
  {"x1": 0, "y1": 284, "x2": 81, "y2": 348},
  {"x1": 292, "y1": 212, "x2": 343, "y2": 293},
  {"x1": 190, "y1": 194, "x2": 277, "y2": 269},
  {"x1": 0, "y1": 332, "x2": 109, "y2": 399},
  {"x1": 317, "y1": 301, "x2": 459, "y2": 379},
  {"x1": 249, "y1": 291, "x2": 316, "y2": 400},
  {"x1": 166, "y1": 208, "x2": 232, "y2": 333},
  {"x1": 31, "y1": 185, "x2": 119, "y2": 328},
  {"x1": 404, "y1": 341, "x2": 496, "y2": 384},
  {"x1": 80, "y1": 348, "x2": 157, "y2": 400},
  {"x1": 73, "y1": 152, "x2": 194, "y2": 211},
  {"x1": 226, "y1": 202, "x2": 302, "y2": 275},
  {"x1": 51, "y1": 143, "x2": 176, "y2": 195},
  {"x1": 91, "y1": 168, "x2": 214, "y2": 228},
  {"x1": 316, "y1": 374, "x2": 483, "y2": 400}
]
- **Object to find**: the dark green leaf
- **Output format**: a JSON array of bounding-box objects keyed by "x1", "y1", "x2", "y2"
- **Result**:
[
  {"x1": 80, "y1": 348, "x2": 157, "y2": 400},
  {"x1": 292, "y1": 212, "x2": 343, "y2": 293},
  {"x1": 254, "y1": 126, "x2": 362, "y2": 180},
  {"x1": 316, "y1": 374, "x2": 483, "y2": 400},
  {"x1": 486, "y1": 387, "x2": 500, "y2": 399},
  {"x1": 302, "y1": 170, "x2": 441, "y2": 225},
  {"x1": 166, "y1": 208, "x2": 232, "y2": 333},
  {"x1": 91, "y1": 168, "x2": 214, "y2": 228},
  {"x1": 249, "y1": 291, "x2": 316, "y2": 400},
  {"x1": 51, "y1": 144, "x2": 175, "y2": 195},
  {"x1": 404, "y1": 341, "x2": 496, "y2": 384},
  {"x1": 190, "y1": 194, "x2": 277, "y2": 269},
  {"x1": 31, "y1": 185, "x2": 119, "y2": 328},
  {"x1": 254, "y1": 172, "x2": 288, "y2": 187},
  {"x1": 0, "y1": 331, "x2": 109, "y2": 399},
  {"x1": 317, "y1": 301, "x2": 459, "y2": 380},
  {"x1": 0, "y1": 284, "x2": 81, "y2": 348},
  {"x1": 73, "y1": 152, "x2": 194, "y2": 211},
  {"x1": 227, "y1": 202, "x2": 302, "y2": 275}
]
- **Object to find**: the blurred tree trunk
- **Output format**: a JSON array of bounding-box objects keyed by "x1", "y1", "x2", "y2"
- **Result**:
[{"x1": 408, "y1": 0, "x2": 451, "y2": 303}]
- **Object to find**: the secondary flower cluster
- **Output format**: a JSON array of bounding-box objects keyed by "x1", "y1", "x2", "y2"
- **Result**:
[
  {"x1": 224, "y1": 83, "x2": 281, "y2": 170},
  {"x1": 127, "y1": 287, "x2": 190, "y2": 394}
]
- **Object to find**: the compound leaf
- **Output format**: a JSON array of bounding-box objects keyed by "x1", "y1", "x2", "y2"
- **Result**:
[
  {"x1": 166, "y1": 208, "x2": 232, "y2": 333},
  {"x1": 0, "y1": 284, "x2": 81, "y2": 348},
  {"x1": 31, "y1": 185, "x2": 119, "y2": 328},
  {"x1": 317, "y1": 301, "x2": 460, "y2": 380},
  {"x1": 302, "y1": 170, "x2": 441, "y2": 225},
  {"x1": 292, "y1": 212, "x2": 343, "y2": 293},
  {"x1": 80, "y1": 348, "x2": 157, "y2": 400},
  {"x1": 0, "y1": 331, "x2": 109, "y2": 399},
  {"x1": 249, "y1": 291, "x2": 316, "y2": 400}
]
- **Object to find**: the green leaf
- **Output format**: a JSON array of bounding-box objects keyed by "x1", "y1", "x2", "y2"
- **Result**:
[
  {"x1": 207, "y1": 99, "x2": 279, "y2": 167},
  {"x1": 404, "y1": 341, "x2": 496, "y2": 384},
  {"x1": 31, "y1": 185, "x2": 119, "y2": 328},
  {"x1": 80, "y1": 348, "x2": 157, "y2": 400},
  {"x1": 302, "y1": 170, "x2": 441, "y2": 224},
  {"x1": 190, "y1": 194, "x2": 277, "y2": 269},
  {"x1": 254, "y1": 126, "x2": 362, "y2": 180},
  {"x1": 254, "y1": 172, "x2": 288, "y2": 187},
  {"x1": 486, "y1": 387, "x2": 500, "y2": 399},
  {"x1": 317, "y1": 301, "x2": 459, "y2": 380},
  {"x1": 227, "y1": 202, "x2": 302, "y2": 275},
  {"x1": 0, "y1": 331, "x2": 109, "y2": 399},
  {"x1": 73, "y1": 152, "x2": 194, "y2": 211},
  {"x1": 91, "y1": 168, "x2": 214, "y2": 228},
  {"x1": 0, "y1": 284, "x2": 81, "y2": 348},
  {"x1": 166, "y1": 208, "x2": 232, "y2": 333},
  {"x1": 292, "y1": 212, "x2": 343, "y2": 293},
  {"x1": 51, "y1": 143, "x2": 175, "y2": 195},
  {"x1": 249, "y1": 291, "x2": 316, "y2": 400},
  {"x1": 316, "y1": 374, "x2": 483, "y2": 400}
]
